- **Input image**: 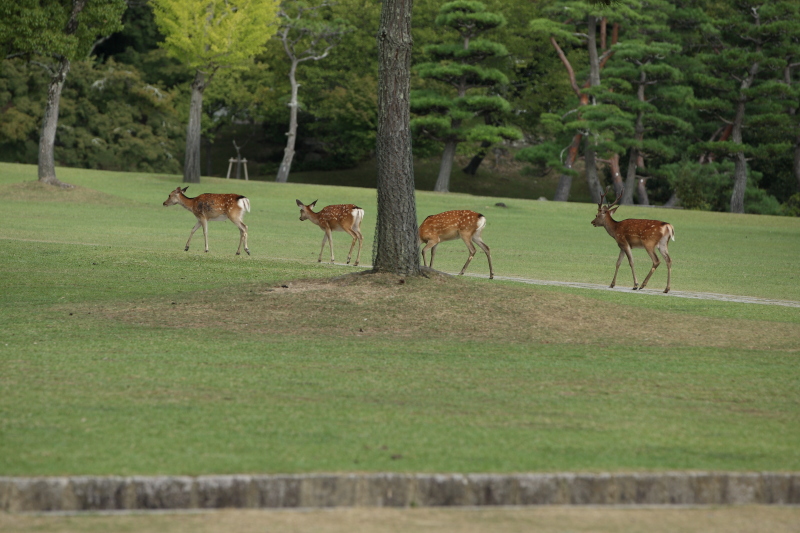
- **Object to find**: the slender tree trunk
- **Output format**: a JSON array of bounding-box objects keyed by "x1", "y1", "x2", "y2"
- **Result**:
[
  {"x1": 609, "y1": 153, "x2": 623, "y2": 196},
  {"x1": 623, "y1": 72, "x2": 647, "y2": 204},
  {"x1": 585, "y1": 141, "x2": 603, "y2": 204},
  {"x1": 373, "y1": 0, "x2": 419, "y2": 276},
  {"x1": 276, "y1": 60, "x2": 300, "y2": 182},
  {"x1": 463, "y1": 140, "x2": 491, "y2": 175},
  {"x1": 584, "y1": 14, "x2": 602, "y2": 204},
  {"x1": 553, "y1": 133, "x2": 581, "y2": 201},
  {"x1": 730, "y1": 60, "x2": 760, "y2": 213},
  {"x1": 434, "y1": 139, "x2": 458, "y2": 192},
  {"x1": 38, "y1": 57, "x2": 72, "y2": 188},
  {"x1": 184, "y1": 70, "x2": 207, "y2": 184},
  {"x1": 794, "y1": 132, "x2": 800, "y2": 193}
]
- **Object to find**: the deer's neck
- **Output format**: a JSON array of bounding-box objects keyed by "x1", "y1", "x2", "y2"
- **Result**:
[
  {"x1": 178, "y1": 194, "x2": 196, "y2": 212},
  {"x1": 603, "y1": 215, "x2": 619, "y2": 239}
]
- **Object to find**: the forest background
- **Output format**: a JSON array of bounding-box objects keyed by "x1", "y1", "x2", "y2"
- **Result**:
[{"x1": 1, "y1": 0, "x2": 799, "y2": 216}]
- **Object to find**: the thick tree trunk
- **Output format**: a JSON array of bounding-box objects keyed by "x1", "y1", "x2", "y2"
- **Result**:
[
  {"x1": 434, "y1": 140, "x2": 457, "y2": 192},
  {"x1": 609, "y1": 153, "x2": 623, "y2": 196},
  {"x1": 636, "y1": 178, "x2": 650, "y2": 206},
  {"x1": 729, "y1": 60, "x2": 759, "y2": 213},
  {"x1": 38, "y1": 57, "x2": 72, "y2": 188},
  {"x1": 373, "y1": 0, "x2": 419, "y2": 276},
  {"x1": 276, "y1": 60, "x2": 300, "y2": 183},
  {"x1": 184, "y1": 70, "x2": 207, "y2": 184}
]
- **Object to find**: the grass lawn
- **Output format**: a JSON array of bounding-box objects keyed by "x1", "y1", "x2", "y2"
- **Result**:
[{"x1": 0, "y1": 162, "x2": 799, "y2": 477}]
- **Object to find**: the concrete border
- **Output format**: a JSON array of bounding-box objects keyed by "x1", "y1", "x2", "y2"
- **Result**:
[{"x1": 1, "y1": 473, "x2": 798, "y2": 512}]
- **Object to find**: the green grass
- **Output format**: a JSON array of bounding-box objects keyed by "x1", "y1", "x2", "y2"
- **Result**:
[{"x1": 1, "y1": 162, "x2": 799, "y2": 477}]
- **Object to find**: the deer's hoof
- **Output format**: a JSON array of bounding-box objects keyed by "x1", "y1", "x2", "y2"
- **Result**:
[
  {"x1": 236, "y1": 252, "x2": 240, "y2": 256},
  {"x1": 184, "y1": 247, "x2": 189, "y2": 252},
  {"x1": 490, "y1": 275, "x2": 494, "y2": 280},
  {"x1": 664, "y1": 288, "x2": 670, "y2": 294},
  {"x1": 245, "y1": 249, "x2": 250, "y2": 256}
]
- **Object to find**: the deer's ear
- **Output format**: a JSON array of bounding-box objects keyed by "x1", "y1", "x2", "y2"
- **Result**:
[
  {"x1": 181, "y1": 186, "x2": 189, "y2": 193},
  {"x1": 296, "y1": 199, "x2": 304, "y2": 207},
  {"x1": 310, "y1": 200, "x2": 317, "y2": 208},
  {"x1": 609, "y1": 206, "x2": 619, "y2": 215}
]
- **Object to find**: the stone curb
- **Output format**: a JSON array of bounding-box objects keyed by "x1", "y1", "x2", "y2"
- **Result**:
[{"x1": 1, "y1": 473, "x2": 798, "y2": 512}]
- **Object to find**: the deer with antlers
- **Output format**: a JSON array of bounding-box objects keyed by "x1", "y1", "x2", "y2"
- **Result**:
[
  {"x1": 419, "y1": 210, "x2": 494, "y2": 279},
  {"x1": 591, "y1": 188, "x2": 675, "y2": 293},
  {"x1": 296, "y1": 200, "x2": 365, "y2": 266},
  {"x1": 163, "y1": 186, "x2": 250, "y2": 255}
]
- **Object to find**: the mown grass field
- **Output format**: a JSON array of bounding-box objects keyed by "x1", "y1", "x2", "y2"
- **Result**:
[{"x1": 1, "y1": 162, "x2": 799, "y2": 480}]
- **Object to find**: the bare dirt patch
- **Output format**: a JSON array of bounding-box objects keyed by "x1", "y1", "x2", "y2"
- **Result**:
[
  {"x1": 3, "y1": 506, "x2": 800, "y2": 533},
  {"x1": 81, "y1": 270, "x2": 800, "y2": 350},
  {"x1": 2, "y1": 181, "x2": 126, "y2": 206}
]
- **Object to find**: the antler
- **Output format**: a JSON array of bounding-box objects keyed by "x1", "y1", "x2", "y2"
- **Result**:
[{"x1": 605, "y1": 187, "x2": 623, "y2": 208}]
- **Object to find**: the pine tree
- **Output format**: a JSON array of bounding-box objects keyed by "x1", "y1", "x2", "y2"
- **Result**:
[{"x1": 410, "y1": 1, "x2": 521, "y2": 193}]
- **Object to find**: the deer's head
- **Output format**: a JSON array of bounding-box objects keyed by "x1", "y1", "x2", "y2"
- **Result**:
[
  {"x1": 296, "y1": 199, "x2": 317, "y2": 221},
  {"x1": 163, "y1": 186, "x2": 189, "y2": 207},
  {"x1": 592, "y1": 188, "x2": 622, "y2": 227}
]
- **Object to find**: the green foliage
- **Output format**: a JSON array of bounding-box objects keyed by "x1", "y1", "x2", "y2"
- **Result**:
[
  {"x1": 0, "y1": 0, "x2": 126, "y2": 60},
  {"x1": 782, "y1": 193, "x2": 800, "y2": 216},
  {"x1": 55, "y1": 59, "x2": 183, "y2": 173},
  {"x1": 151, "y1": 0, "x2": 280, "y2": 71}
]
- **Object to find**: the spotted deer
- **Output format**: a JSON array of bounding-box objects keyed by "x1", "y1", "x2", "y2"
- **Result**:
[
  {"x1": 296, "y1": 200, "x2": 364, "y2": 266},
  {"x1": 419, "y1": 210, "x2": 494, "y2": 279},
  {"x1": 592, "y1": 188, "x2": 675, "y2": 293},
  {"x1": 163, "y1": 186, "x2": 250, "y2": 255}
]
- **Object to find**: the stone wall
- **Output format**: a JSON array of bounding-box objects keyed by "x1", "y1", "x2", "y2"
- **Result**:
[{"x1": 1, "y1": 472, "x2": 798, "y2": 512}]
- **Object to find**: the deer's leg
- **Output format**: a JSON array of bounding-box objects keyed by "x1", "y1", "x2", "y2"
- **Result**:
[
  {"x1": 472, "y1": 234, "x2": 494, "y2": 279},
  {"x1": 318, "y1": 232, "x2": 329, "y2": 263},
  {"x1": 233, "y1": 219, "x2": 249, "y2": 256},
  {"x1": 610, "y1": 249, "x2": 626, "y2": 288},
  {"x1": 420, "y1": 240, "x2": 437, "y2": 268},
  {"x1": 326, "y1": 228, "x2": 336, "y2": 263},
  {"x1": 353, "y1": 229, "x2": 363, "y2": 266},
  {"x1": 639, "y1": 247, "x2": 661, "y2": 290},
  {"x1": 185, "y1": 220, "x2": 202, "y2": 251},
  {"x1": 458, "y1": 233, "x2": 478, "y2": 275},
  {"x1": 658, "y1": 242, "x2": 672, "y2": 293},
  {"x1": 344, "y1": 228, "x2": 358, "y2": 265},
  {"x1": 622, "y1": 247, "x2": 638, "y2": 289}
]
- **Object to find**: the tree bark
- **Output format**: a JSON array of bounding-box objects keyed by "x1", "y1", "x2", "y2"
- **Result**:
[
  {"x1": 373, "y1": 0, "x2": 420, "y2": 276},
  {"x1": 184, "y1": 70, "x2": 207, "y2": 184},
  {"x1": 553, "y1": 134, "x2": 581, "y2": 202},
  {"x1": 794, "y1": 132, "x2": 800, "y2": 193},
  {"x1": 276, "y1": 59, "x2": 300, "y2": 182},
  {"x1": 730, "y1": 60, "x2": 760, "y2": 213},
  {"x1": 434, "y1": 139, "x2": 458, "y2": 192},
  {"x1": 584, "y1": 14, "x2": 602, "y2": 204},
  {"x1": 38, "y1": 57, "x2": 73, "y2": 188}
]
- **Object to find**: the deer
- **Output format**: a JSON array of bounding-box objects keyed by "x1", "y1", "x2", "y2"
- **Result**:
[
  {"x1": 163, "y1": 186, "x2": 250, "y2": 256},
  {"x1": 419, "y1": 210, "x2": 494, "y2": 279},
  {"x1": 591, "y1": 188, "x2": 675, "y2": 293},
  {"x1": 296, "y1": 200, "x2": 365, "y2": 266}
]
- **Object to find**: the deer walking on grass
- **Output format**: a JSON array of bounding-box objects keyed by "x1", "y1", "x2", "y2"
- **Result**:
[
  {"x1": 591, "y1": 188, "x2": 675, "y2": 293},
  {"x1": 296, "y1": 200, "x2": 364, "y2": 266},
  {"x1": 163, "y1": 186, "x2": 250, "y2": 255},
  {"x1": 419, "y1": 210, "x2": 494, "y2": 279}
]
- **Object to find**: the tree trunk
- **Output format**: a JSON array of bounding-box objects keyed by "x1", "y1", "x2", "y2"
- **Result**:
[
  {"x1": 462, "y1": 140, "x2": 491, "y2": 175},
  {"x1": 38, "y1": 57, "x2": 73, "y2": 188},
  {"x1": 373, "y1": 0, "x2": 420, "y2": 276},
  {"x1": 585, "y1": 142, "x2": 603, "y2": 204},
  {"x1": 584, "y1": 14, "x2": 602, "y2": 202},
  {"x1": 434, "y1": 139, "x2": 457, "y2": 192},
  {"x1": 623, "y1": 76, "x2": 646, "y2": 205},
  {"x1": 553, "y1": 133, "x2": 581, "y2": 201},
  {"x1": 609, "y1": 153, "x2": 623, "y2": 196},
  {"x1": 636, "y1": 178, "x2": 650, "y2": 206},
  {"x1": 276, "y1": 60, "x2": 300, "y2": 183},
  {"x1": 184, "y1": 70, "x2": 207, "y2": 184},
  {"x1": 794, "y1": 132, "x2": 800, "y2": 193},
  {"x1": 729, "y1": 60, "x2": 759, "y2": 213}
]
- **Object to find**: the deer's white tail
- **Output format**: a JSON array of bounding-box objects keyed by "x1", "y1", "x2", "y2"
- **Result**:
[
  {"x1": 238, "y1": 197, "x2": 251, "y2": 213},
  {"x1": 351, "y1": 207, "x2": 364, "y2": 232},
  {"x1": 667, "y1": 223, "x2": 675, "y2": 241}
]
